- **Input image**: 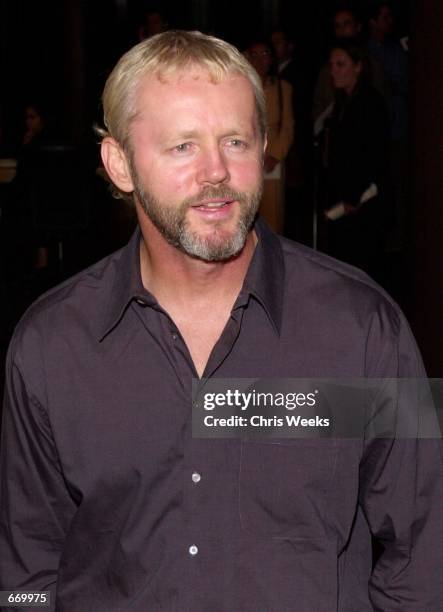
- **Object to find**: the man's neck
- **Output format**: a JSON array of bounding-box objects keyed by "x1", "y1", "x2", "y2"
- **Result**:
[{"x1": 137, "y1": 218, "x2": 258, "y2": 377}]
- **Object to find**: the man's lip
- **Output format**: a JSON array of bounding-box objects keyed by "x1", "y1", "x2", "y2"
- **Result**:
[
  {"x1": 189, "y1": 200, "x2": 236, "y2": 219},
  {"x1": 191, "y1": 199, "x2": 234, "y2": 207}
]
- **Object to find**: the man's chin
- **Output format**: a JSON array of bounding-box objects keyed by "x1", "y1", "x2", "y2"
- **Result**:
[{"x1": 179, "y1": 228, "x2": 249, "y2": 262}]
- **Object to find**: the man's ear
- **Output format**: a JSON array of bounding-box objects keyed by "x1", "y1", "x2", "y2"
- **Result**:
[{"x1": 101, "y1": 137, "x2": 134, "y2": 193}]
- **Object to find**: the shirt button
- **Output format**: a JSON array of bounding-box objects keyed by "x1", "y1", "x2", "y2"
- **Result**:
[
  {"x1": 171, "y1": 332, "x2": 178, "y2": 341},
  {"x1": 192, "y1": 472, "x2": 201, "y2": 483},
  {"x1": 136, "y1": 298, "x2": 146, "y2": 306},
  {"x1": 189, "y1": 545, "x2": 198, "y2": 556}
]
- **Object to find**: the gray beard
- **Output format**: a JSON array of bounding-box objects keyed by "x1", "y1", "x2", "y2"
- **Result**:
[{"x1": 132, "y1": 170, "x2": 262, "y2": 262}]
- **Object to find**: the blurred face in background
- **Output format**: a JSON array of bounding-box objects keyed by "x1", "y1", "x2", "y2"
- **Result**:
[
  {"x1": 371, "y1": 5, "x2": 394, "y2": 38},
  {"x1": 270, "y1": 31, "x2": 292, "y2": 63},
  {"x1": 138, "y1": 11, "x2": 168, "y2": 41},
  {"x1": 247, "y1": 43, "x2": 273, "y2": 80},
  {"x1": 330, "y1": 49, "x2": 362, "y2": 95},
  {"x1": 24, "y1": 106, "x2": 43, "y2": 143},
  {"x1": 333, "y1": 10, "x2": 361, "y2": 39}
]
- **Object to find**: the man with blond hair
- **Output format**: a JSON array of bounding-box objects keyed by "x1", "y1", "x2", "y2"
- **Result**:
[{"x1": 1, "y1": 30, "x2": 442, "y2": 611}]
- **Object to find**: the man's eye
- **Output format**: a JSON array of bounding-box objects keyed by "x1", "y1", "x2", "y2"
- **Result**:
[
  {"x1": 228, "y1": 139, "x2": 246, "y2": 148},
  {"x1": 174, "y1": 143, "x2": 191, "y2": 152}
]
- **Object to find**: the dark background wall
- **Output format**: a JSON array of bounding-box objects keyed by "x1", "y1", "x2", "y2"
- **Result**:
[{"x1": 411, "y1": 2, "x2": 443, "y2": 375}]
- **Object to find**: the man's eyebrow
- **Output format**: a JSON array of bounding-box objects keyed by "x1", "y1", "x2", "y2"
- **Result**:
[
  {"x1": 221, "y1": 127, "x2": 255, "y2": 138},
  {"x1": 172, "y1": 129, "x2": 200, "y2": 140},
  {"x1": 159, "y1": 129, "x2": 201, "y2": 145},
  {"x1": 165, "y1": 127, "x2": 256, "y2": 143}
]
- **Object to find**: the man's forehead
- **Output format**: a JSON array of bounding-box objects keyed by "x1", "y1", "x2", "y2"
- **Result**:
[
  {"x1": 133, "y1": 67, "x2": 257, "y2": 121},
  {"x1": 138, "y1": 66, "x2": 250, "y2": 91},
  {"x1": 131, "y1": 67, "x2": 258, "y2": 135}
]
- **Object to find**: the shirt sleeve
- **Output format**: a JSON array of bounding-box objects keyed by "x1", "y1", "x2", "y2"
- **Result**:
[
  {"x1": 360, "y1": 306, "x2": 443, "y2": 611},
  {"x1": 0, "y1": 325, "x2": 77, "y2": 610}
]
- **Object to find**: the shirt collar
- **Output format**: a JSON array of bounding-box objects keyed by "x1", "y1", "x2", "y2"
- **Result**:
[
  {"x1": 99, "y1": 227, "x2": 147, "y2": 341},
  {"x1": 239, "y1": 217, "x2": 284, "y2": 335},
  {"x1": 99, "y1": 217, "x2": 284, "y2": 341}
]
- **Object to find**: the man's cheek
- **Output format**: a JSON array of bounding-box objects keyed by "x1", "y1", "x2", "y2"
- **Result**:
[
  {"x1": 231, "y1": 160, "x2": 263, "y2": 188},
  {"x1": 157, "y1": 166, "x2": 195, "y2": 197}
]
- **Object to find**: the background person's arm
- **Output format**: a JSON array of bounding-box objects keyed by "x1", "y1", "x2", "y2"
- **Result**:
[{"x1": 266, "y1": 79, "x2": 294, "y2": 162}]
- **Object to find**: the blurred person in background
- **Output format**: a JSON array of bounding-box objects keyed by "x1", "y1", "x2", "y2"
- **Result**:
[
  {"x1": 367, "y1": 1, "x2": 408, "y2": 252},
  {"x1": 8, "y1": 100, "x2": 66, "y2": 288},
  {"x1": 137, "y1": 4, "x2": 169, "y2": 41},
  {"x1": 19, "y1": 102, "x2": 53, "y2": 272},
  {"x1": 246, "y1": 37, "x2": 293, "y2": 233},
  {"x1": 3, "y1": 101, "x2": 52, "y2": 281},
  {"x1": 367, "y1": 1, "x2": 407, "y2": 147},
  {"x1": 271, "y1": 28, "x2": 313, "y2": 245},
  {"x1": 313, "y1": 5, "x2": 389, "y2": 127},
  {"x1": 23, "y1": 103, "x2": 45, "y2": 146},
  {"x1": 322, "y1": 40, "x2": 389, "y2": 279}
]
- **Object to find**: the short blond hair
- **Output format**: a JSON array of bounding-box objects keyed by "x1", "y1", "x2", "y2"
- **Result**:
[{"x1": 99, "y1": 30, "x2": 266, "y2": 152}]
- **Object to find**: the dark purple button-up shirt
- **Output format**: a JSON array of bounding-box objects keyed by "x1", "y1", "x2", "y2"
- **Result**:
[{"x1": 1, "y1": 219, "x2": 443, "y2": 611}]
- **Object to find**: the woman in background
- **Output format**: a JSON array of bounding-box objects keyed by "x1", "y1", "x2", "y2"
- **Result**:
[
  {"x1": 13, "y1": 100, "x2": 60, "y2": 277},
  {"x1": 246, "y1": 38, "x2": 293, "y2": 234},
  {"x1": 324, "y1": 40, "x2": 389, "y2": 279},
  {"x1": 20, "y1": 102, "x2": 53, "y2": 271}
]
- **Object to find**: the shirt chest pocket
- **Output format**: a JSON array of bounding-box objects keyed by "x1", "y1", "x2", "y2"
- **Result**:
[{"x1": 238, "y1": 439, "x2": 338, "y2": 539}]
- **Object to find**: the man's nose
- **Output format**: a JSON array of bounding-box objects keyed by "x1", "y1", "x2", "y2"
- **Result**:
[{"x1": 196, "y1": 146, "x2": 230, "y2": 185}]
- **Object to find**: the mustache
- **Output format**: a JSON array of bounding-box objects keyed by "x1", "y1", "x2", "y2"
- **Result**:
[{"x1": 182, "y1": 187, "x2": 247, "y2": 208}]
